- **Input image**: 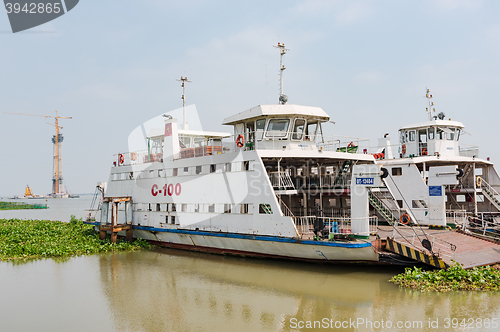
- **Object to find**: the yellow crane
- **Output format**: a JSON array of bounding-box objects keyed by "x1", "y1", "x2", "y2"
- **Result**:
[{"x1": 4, "y1": 111, "x2": 72, "y2": 196}]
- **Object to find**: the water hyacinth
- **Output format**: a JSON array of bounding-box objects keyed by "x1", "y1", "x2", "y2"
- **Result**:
[
  {"x1": 390, "y1": 262, "x2": 500, "y2": 292},
  {"x1": 0, "y1": 218, "x2": 154, "y2": 260}
]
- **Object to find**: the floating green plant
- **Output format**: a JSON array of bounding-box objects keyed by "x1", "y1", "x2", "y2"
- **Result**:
[
  {"x1": 0, "y1": 217, "x2": 153, "y2": 261},
  {"x1": 390, "y1": 262, "x2": 500, "y2": 292}
]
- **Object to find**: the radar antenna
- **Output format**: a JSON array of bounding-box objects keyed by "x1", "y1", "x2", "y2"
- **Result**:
[
  {"x1": 274, "y1": 42, "x2": 289, "y2": 104},
  {"x1": 176, "y1": 76, "x2": 191, "y2": 130}
]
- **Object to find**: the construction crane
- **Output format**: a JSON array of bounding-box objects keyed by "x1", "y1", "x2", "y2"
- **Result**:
[{"x1": 4, "y1": 111, "x2": 72, "y2": 197}]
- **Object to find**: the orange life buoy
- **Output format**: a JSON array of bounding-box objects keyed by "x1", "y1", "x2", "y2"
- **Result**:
[
  {"x1": 119, "y1": 154, "x2": 125, "y2": 164},
  {"x1": 347, "y1": 142, "x2": 354, "y2": 148},
  {"x1": 236, "y1": 134, "x2": 245, "y2": 148},
  {"x1": 400, "y1": 213, "x2": 411, "y2": 225},
  {"x1": 422, "y1": 148, "x2": 427, "y2": 156},
  {"x1": 402, "y1": 144, "x2": 406, "y2": 155}
]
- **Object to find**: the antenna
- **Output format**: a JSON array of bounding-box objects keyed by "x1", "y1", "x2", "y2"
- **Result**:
[
  {"x1": 273, "y1": 42, "x2": 289, "y2": 104},
  {"x1": 176, "y1": 76, "x2": 191, "y2": 130},
  {"x1": 425, "y1": 87, "x2": 436, "y2": 120}
]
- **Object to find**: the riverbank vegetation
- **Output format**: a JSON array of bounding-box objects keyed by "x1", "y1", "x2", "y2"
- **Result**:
[
  {"x1": 0, "y1": 217, "x2": 154, "y2": 261},
  {"x1": 390, "y1": 262, "x2": 500, "y2": 292},
  {"x1": 0, "y1": 201, "x2": 48, "y2": 210}
]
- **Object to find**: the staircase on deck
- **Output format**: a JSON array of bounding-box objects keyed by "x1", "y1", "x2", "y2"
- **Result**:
[
  {"x1": 369, "y1": 189, "x2": 399, "y2": 225},
  {"x1": 478, "y1": 177, "x2": 500, "y2": 211}
]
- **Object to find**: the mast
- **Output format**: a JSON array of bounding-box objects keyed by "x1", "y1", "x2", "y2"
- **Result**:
[
  {"x1": 425, "y1": 88, "x2": 435, "y2": 120},
  {"x1": 176, "y1": 76, "x2": 191, "y2": 130},
  {"x1": 274, "y1": 42, "x2": 290, "y2": 104}
]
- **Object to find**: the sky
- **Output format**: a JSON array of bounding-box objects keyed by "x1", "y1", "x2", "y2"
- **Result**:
[{"x1": 1, "y1": 0, "x2": 500, "y2": 196}]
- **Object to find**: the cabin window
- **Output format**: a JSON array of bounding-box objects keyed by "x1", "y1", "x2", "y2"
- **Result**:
[
  {"x1": 194, "y1": 136, "x2": 206, "y2": 147},
  {"x1": 418, "y1": 129, "x2": 427, "y2": 143},
  {"x1": 240, "y1": 204, "x2": 249, "y2": 214},
  {"x1": 399, "y1": 131, "x2": 406, "y2": 143},
  {"x1": 208, "y1": 204, "x2": 215, "y2": 213},
  {"x1": 180, "y1": 136, "x2": 191, "y2": 148},
  {"x1": 396, "y1": 200, "x2": 403, "y2": 209},
  {"x1": 224, "y1": 204, "x2": 231, "y2": 213},
  {"x1": 183, "y1": 167, "x2": 189, "y2": 174},
  {"x1": 243, "y1": 161, "x2": 250, "y2": 171},
  {"x1": 156, "y1": 203, "x2": 161, "y2": 212},
  {"x1": 255, "y1": 119, "x2": 266, "y2": 141},
  {"x1": 436, "y1": 128, "x2": 444, "y2": 140},
  {"x1": 194, "y1": 204, "x2": 200, "y2": 212},
  {"x1": 266, "y1": 119, "x2": 290, "y2": 138},
  {"x1": 172, "y1": 168, "x2": 178, "y2": 176},
  {"x1": 170, "y1": 216, "x2": 176, "y2": 224},
  {"x1": 456, "y1": 130, "x2": 460, "y2": 141},
  {"x1": 259, "y1": 204, "x2": 273, "y2": 214},
  {"x1": 428, "y1": 128, "x2": 435, "y2": 140},
  {"x1": 210, "y1": 164, "x2": 216, "y2": 173},
  {"x1": 392, "y1": 167, "x2": 402, "y2": 176},
  {"x1": 196, "y1": 166, "x2": 202, "y2": 174},
  {"x1": 305, "y1": 122, "x2": 317, "y2": 141},
  {"x1": 246, "y1": 121, "x2": 255, "y2": 143},
  {"x1": 408, "y1": 131, "x2": 416, "y2": 142},
  {"x1": 292, "y1": 119, "x2": 306, "y2": 140},
  {"x1": 447, "y1": 128, "x2": 455, "y2": 140},
  {"x1": 226, "y1": 163, "x2": 232, "y2": 172},
  {"x1": 182, "y1": 204, "x2": 187, "y2": 212}
]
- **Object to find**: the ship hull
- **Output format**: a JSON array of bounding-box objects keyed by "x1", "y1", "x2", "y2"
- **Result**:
[{"x1": 93, "y1": 224, "x2": 380, "y2": 263}]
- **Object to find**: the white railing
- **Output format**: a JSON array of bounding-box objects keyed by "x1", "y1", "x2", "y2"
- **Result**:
[
  {"x1": 292, "y1": 216, "x2": 377, "y2": 240},
  {"x1": 269, "y1": 171, "x2": 296, "y2": 190},
  {"x1": 459, "y1": 145, "x2": 480, "y2": 158},
  {"x1": 114, "y1": 150, "x2": 163, "y2": 166},
  {"x1": 394, "y1": 226, "x2": 457, "y2": 259},
  {"x1": 276, "y1": 195, "x2": 294, "y2": 217}
]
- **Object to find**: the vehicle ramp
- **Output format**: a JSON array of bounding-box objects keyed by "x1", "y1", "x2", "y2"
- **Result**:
[{"x1": 379, "y1": 226, "x2": 500, "y2": 269}]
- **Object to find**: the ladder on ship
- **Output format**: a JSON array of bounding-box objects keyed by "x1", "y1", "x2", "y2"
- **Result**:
[
  {"x1": 334, "y1": 160, "x2": 353, "y2": 187},
  {"x1": 477, "y1": 177, "x2": 500, "y2": 211},
  {"x1": 369, "y1": 190, "x2": 399, "y2": 225}
]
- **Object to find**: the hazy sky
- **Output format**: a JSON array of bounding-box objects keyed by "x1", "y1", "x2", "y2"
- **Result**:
[{"x1": 1, "y1": 0, "x2": 499, "y2": 196}]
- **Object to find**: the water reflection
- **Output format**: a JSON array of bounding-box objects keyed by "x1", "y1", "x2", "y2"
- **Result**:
[{"x1": 97, "y1": 249, "x2": 500, "y2": 331}]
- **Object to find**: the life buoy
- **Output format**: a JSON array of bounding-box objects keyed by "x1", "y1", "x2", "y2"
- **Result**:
[
  {"x1": 402, "y1": 144, "x2": 406, "y2": 154},
  {"x1": 236, "y1": 135, "x2": 245, "y2": 148},
  {"x1": 347, "y1": 142, "x2": 355, "y2": 148},
  {"x1": 119, "y1": 154, "x2": 124, "y2": 164},
  {"x1": 422, "y1": 148, "x2": 427, "y2": 156},
  {"x1": 476, "y1": 176, "x2": 482, "y2": 188},
  {"x1": 400, "y1": 213, "x2": 411, "y2": 225}
]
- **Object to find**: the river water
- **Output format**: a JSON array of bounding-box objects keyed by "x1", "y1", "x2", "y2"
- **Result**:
[{"x1": 1, "y1": 198, "x2": 500, "y2": 331}]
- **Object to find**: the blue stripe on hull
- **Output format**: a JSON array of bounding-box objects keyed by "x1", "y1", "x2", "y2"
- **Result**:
[{"x1": 85, "y1": 222, "x2": 371, "y2": 248}]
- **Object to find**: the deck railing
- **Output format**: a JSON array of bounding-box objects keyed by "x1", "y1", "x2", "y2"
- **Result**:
[{"x1": 292, "y1": 216, "x2": 377, "y2": 240}]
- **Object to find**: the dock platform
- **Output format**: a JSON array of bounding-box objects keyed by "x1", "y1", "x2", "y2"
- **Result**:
[{"x1": 378, "y1": 225, "x2": 500, "y2": 269}]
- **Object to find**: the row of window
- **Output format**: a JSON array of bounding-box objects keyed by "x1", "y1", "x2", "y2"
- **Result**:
[
  {"x1": 244, "y1": 118, "x2": 320, "y2": 141},
  {"x1": 400, "y1": 127, "x2": 460, "y2": 144},
  {"x1": 133, "y1": 202, "x2": 275, "y2": 215},
  {"x1": 133, "y1": 203, "x2": 252, "y2": 214},
  {"x1": 111, "y1": 161, "x2": 252, "y2": 181}
]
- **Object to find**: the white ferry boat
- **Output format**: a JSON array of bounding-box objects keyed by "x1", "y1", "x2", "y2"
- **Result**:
[
  {"x1": 87, "y1": 44, "x2": 411, "y2": 264},
  {"x1": 370, "y1": 89, "x2": 500, "y2": 227}
]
